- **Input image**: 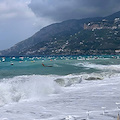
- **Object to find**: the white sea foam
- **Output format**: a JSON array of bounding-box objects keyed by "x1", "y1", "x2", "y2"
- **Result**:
[
  {"x1": 0, "y1": 73, "x2": 110, "y2": 106},
  {"x1": 0, "y1": 74, "x2": 120, "y2": 120},
  {"x1": 0, "y1": 75, "x2": 61, "y2": 106},
  {"x1": 85, "y1": 63, "x2": 120, "y2": 71},
  {"x1": 0, "y1": 57, "x2": 120, "y2": 119},
  {"x1": 74, "y1": 61, "x2": 120, "y2": 72}
]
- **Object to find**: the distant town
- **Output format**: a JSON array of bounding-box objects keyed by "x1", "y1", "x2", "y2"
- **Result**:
[{"x1": 84, "y1": 18, "x2": 120, "y2": 30}]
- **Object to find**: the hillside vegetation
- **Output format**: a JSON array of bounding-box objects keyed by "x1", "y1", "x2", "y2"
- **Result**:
[{"x1": 1, "y1": 11, "x2": 120, "y2": 56}]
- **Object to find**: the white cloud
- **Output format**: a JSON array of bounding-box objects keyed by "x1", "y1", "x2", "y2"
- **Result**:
[
  {"x1": 0, "y1": 0, "x2": 34, "y2": 20},
  {"x1": 0, "y1": 0, "x2": 43, "y2": 50},
  {"x1": 0, "y1": 0, "x2": 56, "y2": 50}
]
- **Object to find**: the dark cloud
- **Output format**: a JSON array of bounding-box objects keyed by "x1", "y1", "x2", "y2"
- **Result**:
[
  {"x1": 1, "y1": 0, "x2": 120, "y2": 50},
  {"x1": 29, "y1": 0, "x2": 120, "y2": 21},
  {"x1": 0, "y1": 0, "x2": 39, "y2": 50}
]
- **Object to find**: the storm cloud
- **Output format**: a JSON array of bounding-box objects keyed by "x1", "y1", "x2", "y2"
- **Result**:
[
  {"x1": 0, "y1": 0, "x2": 40, "y2": 50},
  {"x1": 29, "y1": 0, "x2": 120, "y2": 22},
  {"x1": 0, "y1": 0, "x2": 120, "y2": 50}
]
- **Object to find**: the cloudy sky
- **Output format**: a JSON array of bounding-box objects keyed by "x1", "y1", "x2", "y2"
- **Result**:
[{"x1": 0, "y1": 0, "x2": 120, "y2": 50}]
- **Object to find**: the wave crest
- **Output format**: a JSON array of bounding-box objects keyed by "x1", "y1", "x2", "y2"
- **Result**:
[{"x1": 0, "y1": 75, "x2": 61, "y2": 106}]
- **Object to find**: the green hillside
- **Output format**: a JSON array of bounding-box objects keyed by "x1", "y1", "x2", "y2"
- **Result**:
[
  {"x1": 1, "y1": 11, "x2": 120, "y2": 56},
  {"x1": 20, "y1": 29, "x2": 120, "y2": 55}
]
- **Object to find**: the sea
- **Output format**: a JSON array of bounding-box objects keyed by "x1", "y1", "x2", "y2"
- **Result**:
[{"x1": 0, "y1": 55, "x2": 120, "y2": 120}]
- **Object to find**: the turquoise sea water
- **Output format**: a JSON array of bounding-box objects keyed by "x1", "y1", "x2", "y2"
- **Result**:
[
  {"x1": 0, "y1": 55, "x2": 120, "y2": 79},
  {"x1": 0, "y1": 55, "x2": 120, "y2": 119}
]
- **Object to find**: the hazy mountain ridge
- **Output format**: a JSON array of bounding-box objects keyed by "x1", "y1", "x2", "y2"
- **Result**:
[{"x1": 1, "y1": 11, "x2": 120, "y2": 56}]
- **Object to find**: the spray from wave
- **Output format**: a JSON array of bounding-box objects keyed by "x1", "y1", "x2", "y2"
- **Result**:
[
  {"x1": 74, "y1": 61, "x2": 120, "y2": 70},
  {"x1": 0, "y1": 75, "x2": 61, "y2": 106},
  {"x1": 0, "y1": 65, "x2": 120, "y2": 107}
]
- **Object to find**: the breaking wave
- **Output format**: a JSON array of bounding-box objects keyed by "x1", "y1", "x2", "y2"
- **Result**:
[
  {"x1": 74, "y1": 62, "x2": 120, "y2": 72},
  {"x1": 0, "y1": 75, "x2": 61, "y2": 106},
  {"x1": 0, "y1": 70, "x2": 119, "y2": 106}
]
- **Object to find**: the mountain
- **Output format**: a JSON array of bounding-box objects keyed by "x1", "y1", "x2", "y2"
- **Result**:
[
  {"x1": 1, "y1": 11, "x2": 120, "y2": 56},
  {"x1": 105, "y1": 11, "x2": 120, "y2": 20}
]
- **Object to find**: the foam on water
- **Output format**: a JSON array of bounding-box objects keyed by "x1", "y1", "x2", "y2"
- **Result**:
[
  {"x1": 73, "y1": 60, "x2": 120, "y2": 74},
  {"x1": 0, "y1": 73, "x2": 120, "y2": 119},
  {"x1": 0, "y1": 60, "x2": 120, "y2": 106},
  {"x1": 82, "y1": 63, "x2": 120, "y2": 71},
  {"x1": 0, "y1": 75, "x2": 61, "y2": 106},
  {"x1": 0, "y1": 56, "x2": 120, "y2": 119},
  {"x1": 0, "y1": 72, "x2": 112, "y2": 106}
]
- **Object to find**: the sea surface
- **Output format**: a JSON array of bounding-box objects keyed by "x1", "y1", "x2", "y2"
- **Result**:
[{"x1": 0, "y1": 55, "x2": 120, "y2": 120}]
